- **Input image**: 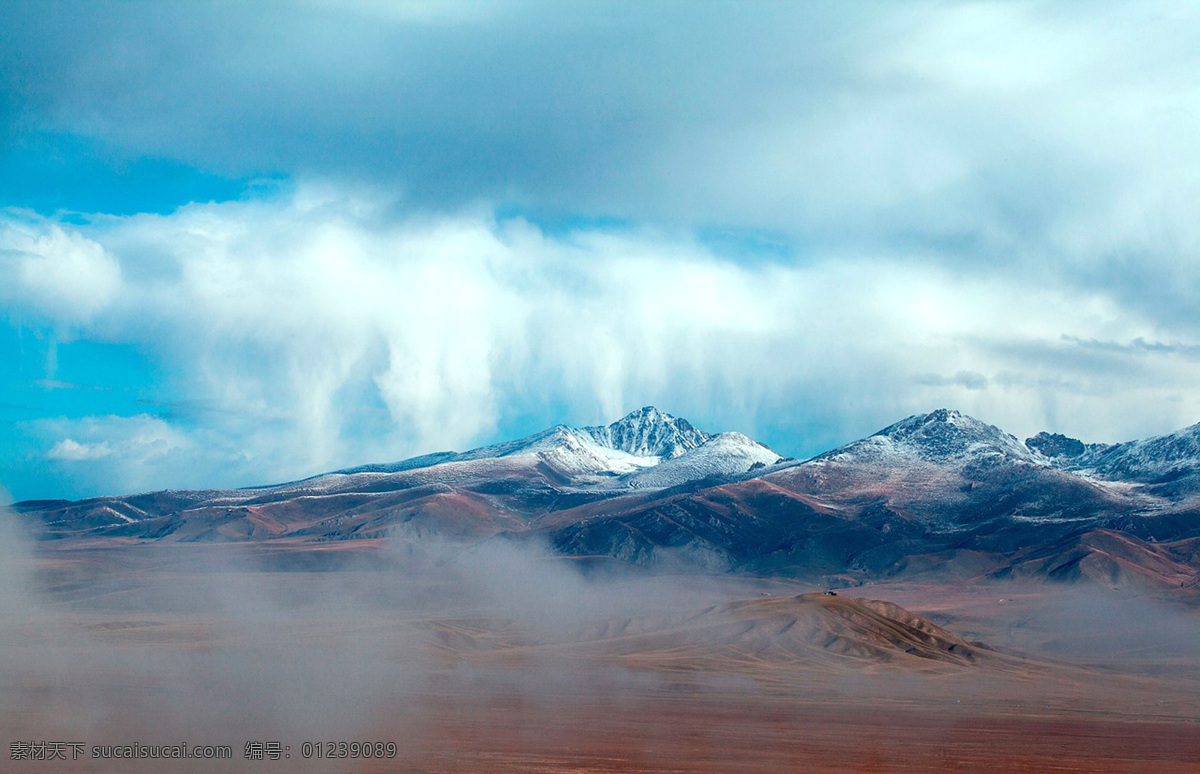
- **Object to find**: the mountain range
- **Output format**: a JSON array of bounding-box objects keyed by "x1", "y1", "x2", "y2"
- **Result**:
[{"x1": 15, "y1": 406, "x2": 1200, "y2": 589}]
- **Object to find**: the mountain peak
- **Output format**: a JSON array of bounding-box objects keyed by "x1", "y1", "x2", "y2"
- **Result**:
[
  {"x1": 877, "y1": 408, "x2": 976, "y2": 435},
  {"x1": 624, "y1": 406, "x2": 672, "y2": 422},
  {"x1": 585, "y1": 407, "x2": 709, "y2": 459},
  {"x1": 872, "y1": 409, "x2": 1034, "y2": 462}
]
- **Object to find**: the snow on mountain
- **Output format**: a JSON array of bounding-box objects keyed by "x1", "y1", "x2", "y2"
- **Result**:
[
  {"x1": 453, "y1": 425, "x2": 589, "y2": 461},
  {"x1": 508, "y1": 426, "x2": 660, "y2": 477},
  {"x1": 623, "y1": 432, "x2": 783, "y2": 489},
  {"x1": 430, "y1": 406, "x2": 720, "y2": 484},
  {"x1": 272, "y1": 408, "x2": 718, "y2": 495},
  {"x1": 1036, "y1": 422, "x2": 1200, "y2": 485},
  {"x1": 765, "y1": 409, "x2": 1144, "y2": 535},
  {"x1": 334, "y1": 451, "x2": 459, "y2": 476},
  {"x1": 442, "y1": 424, "x2": 652, "y2": 477},
  {"x1": 23, "y1": 407, "x2": 1200, "y2": 586},
  {"x1": 816, "y1": 409, "x2": 1039, "y2": 466},
  {"x1": 584, "y1": 406, "x2": 709, "y2": 459}
]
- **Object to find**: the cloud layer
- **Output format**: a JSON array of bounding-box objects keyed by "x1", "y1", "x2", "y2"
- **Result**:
[
  {"x1": 3, "y1": 184, "x2": 1198, "y2": 497},
  {"x1": 7, "y1": 2, "x2": 1199, "y2": 251}
]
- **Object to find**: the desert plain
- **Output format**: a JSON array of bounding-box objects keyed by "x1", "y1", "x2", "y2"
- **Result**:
[{"x1": 4, "y1": 535, "x2": 1199, "y2": 774}]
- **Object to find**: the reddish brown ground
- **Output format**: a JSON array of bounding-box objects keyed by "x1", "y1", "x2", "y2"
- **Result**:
[
  {"x1": 4, "y1": 543, "x2": 1198, "y2": 773},
  {"x1": 388, "y1": 689, "x2": 1200, "y2": 773}
]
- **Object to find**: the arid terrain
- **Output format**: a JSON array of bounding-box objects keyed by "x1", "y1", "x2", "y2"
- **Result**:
[
  {"x1": 4, "y1": 536, "x2": 1199, "y2": 773},
  {"x1": 9, "y1": 409, "x2": 1200, "y2": 771}
]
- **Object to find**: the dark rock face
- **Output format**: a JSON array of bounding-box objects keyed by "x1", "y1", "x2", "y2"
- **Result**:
[{"x1": 1026, "y1": 432, "x2": 1087, "y2": 459}]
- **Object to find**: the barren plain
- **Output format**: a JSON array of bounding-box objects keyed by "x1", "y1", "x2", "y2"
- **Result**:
[{"x1": 4, "y1": 538, "x2": 1199, "y2": 773}]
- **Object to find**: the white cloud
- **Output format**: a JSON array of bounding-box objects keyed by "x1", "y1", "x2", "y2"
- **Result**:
[
  {"x1": 7, "y1": 3, "x2": 1200, "y2": 330},
  {"x1": 46, "y1": 438, "x2": 113, "y2": 461},
  {"x1": 4, "y1": 184, "x2": 1200, "y2": 496},
  {"x1": 0, "y1": 214, "x2": 122, "y2": 326},
  {"x1": 30, "y1": 415, "x2": 198, "y2": 494}
]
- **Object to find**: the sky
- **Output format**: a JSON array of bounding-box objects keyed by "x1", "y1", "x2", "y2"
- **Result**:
[{"x1": 2, "y1": 0, "x2": 1199, "y2": 501}]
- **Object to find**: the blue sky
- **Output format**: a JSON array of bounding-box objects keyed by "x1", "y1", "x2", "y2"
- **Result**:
[{"x1": 2, "y1": 1, "x2": 1200, "y2": 500}]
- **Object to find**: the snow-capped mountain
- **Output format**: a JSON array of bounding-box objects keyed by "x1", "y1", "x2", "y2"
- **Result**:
[
  {"x1": 283, "y1": 408, "x2": 727, "y2": 492},
  {"x1": 449, "y1": 424, "x2": 658, "y2": 477},
  {"x1": 552, "y1": 408, "x2": 1198, "y2": 583},
  {"x1": 327, "y1": 406, "x2": 714, "y2": 483},
  {"x1": 17, "y1": 406, "x2": 1200, "y2": 589},
  {"x1": 583, "y1": 406, "x2": 710, "y2": 459},
  {"x1": 776, "y1": 408, "x2": 1071, "y2": 524},
  {"x1": 387, "y1": 406, "x2": 752, "y2": 485},
  {"x1": 1030, "y1": 423, "x2": 1200, "y2": 488},
  {"x1": 19, "y1": 407, "x2": 775, "y2": 541},
  {"x1": 821, "y1": 409, "x2": 1038, "y2": 465}
]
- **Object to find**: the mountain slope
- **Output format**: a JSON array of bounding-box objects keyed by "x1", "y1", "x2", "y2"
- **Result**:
[
  {"x1": 1028, "y1": 423, "x2": 1200, "y2": 506},
  {"x1": 15, "y1": 407, "x2": 1200, "y2": 589},
  {"x1": 548, "y1": 409, "x2": 1200, "y2": 585},
  {"x1": 436, "y1": 593, "x2": 1019, "y2": 673},
  {"x1": 16, "y1": 407, "x2": 764, "y2": 541},
  {"x1": 769, "y1": 409, "x2": 1130, "y2": 528},
  {"x1": 579, "y1": 593, "x2": 1008, "y2": 671},
  {"x1": 623, "y1": 432, "x2": 783, "y2": 489},
  {"x1": 1058, "y1": 424, "x2": 1200, "y2": 490}
]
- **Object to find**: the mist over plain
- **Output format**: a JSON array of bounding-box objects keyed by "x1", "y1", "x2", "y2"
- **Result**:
[{"x1": 5, "y1": 502, "x2": 1200, "y2": 772}]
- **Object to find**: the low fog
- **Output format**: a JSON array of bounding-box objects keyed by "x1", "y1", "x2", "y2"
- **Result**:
[
  {"x1": 4, "y1": 507, "x2": 1200, "y2": 772},
  {"x1": 0, "y1": 510, "x2": 793, "y2": 771}
]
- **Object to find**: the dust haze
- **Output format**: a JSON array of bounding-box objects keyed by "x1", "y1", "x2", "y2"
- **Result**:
[
  {"x1": 4, "y1": 510, "x2": 1200, "y2": 772},
  {"x1": 0, "y1": 511, "x2": 784, "y2": 771}
]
